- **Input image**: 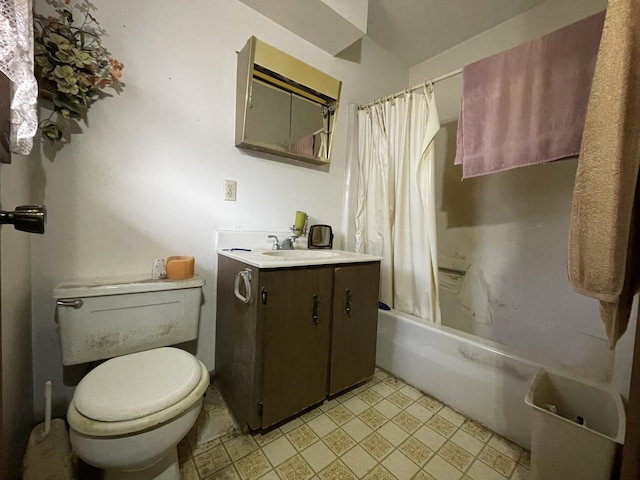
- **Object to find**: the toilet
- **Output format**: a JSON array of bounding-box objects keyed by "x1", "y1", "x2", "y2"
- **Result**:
[{"x1": 53, "y1": 274, "x2": 209, "y2": 480}]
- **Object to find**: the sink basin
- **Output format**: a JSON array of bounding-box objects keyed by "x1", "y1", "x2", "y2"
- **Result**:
[{"x1": 262, "y1": 250, "x2": 340, "y2": 259}]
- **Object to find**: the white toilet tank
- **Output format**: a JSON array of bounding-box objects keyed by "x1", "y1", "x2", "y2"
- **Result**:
[{"x1": 53, "y1": 274, "x2": 205, "y2": 366}]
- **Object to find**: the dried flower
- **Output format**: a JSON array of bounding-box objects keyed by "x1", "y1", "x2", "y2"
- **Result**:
[
  {"x1": 34, "y1": 0, "x2": 124, "y2": 144},
  {"x1": 109, "y1": 59, "x2": 123, "y2": 82}
]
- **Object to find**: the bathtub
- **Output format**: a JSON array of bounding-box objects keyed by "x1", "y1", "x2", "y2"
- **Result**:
[{"x1": 376, "y1": 308, "x2": 539, "y2": 449}]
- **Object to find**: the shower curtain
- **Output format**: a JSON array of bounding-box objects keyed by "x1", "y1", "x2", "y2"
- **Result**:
[{"x1": 355, "y1": 87, "x2": 441, "y2": 324}]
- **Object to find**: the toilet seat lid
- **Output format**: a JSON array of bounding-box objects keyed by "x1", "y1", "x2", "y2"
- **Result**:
[{"x1": 73, "y1": 347, "x2": 203, "y2": 422}]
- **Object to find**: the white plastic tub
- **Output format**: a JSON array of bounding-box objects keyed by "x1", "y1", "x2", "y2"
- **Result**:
[
  {"x1": 525, "y1": 368, "x2": 626, "y2": 480},
  {"x1": 376, "y1": 307, "x2": 539, "y2": 448}
]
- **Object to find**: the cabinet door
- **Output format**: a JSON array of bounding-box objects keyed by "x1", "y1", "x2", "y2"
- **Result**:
[
  {"x1": 260, "y1": 267, "x2": 333, "y2": 428},
  {"x1": 330, "y1": 263, "x2": 381, "y2": 395},
  {"x1": 215, "y1": 256, "x2": 262, "y2": 431}
]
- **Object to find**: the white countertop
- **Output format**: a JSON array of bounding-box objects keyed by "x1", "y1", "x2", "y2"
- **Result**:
[{"x1": 218, "y1": 248, "x2": 382, "y2": 269}]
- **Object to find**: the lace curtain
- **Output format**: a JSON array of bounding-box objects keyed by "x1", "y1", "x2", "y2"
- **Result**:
[{"x1": 0, "y1": 0, "x2": 38, "y2": 155}]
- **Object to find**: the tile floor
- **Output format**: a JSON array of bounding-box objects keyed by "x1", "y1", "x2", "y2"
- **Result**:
[{"x1": 179, "y1": 369, "x2": 530, "y2": 480}]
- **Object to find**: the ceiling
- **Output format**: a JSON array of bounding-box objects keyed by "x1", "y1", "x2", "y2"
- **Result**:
[
  {"x1": 365, "y1": 0, "x2": 549, "y2": 66},
  {"x1": 237, "y1": 0, "x2": 552, "y2": 67}
]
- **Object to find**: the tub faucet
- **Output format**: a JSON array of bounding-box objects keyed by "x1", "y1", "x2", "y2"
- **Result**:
[{"x1": 267, "y1": 235, "x2": 298, "y2": 250}]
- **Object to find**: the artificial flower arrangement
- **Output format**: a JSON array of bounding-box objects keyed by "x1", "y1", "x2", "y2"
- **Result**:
[{"x1": 34, "y1": 0, "x2": 123, "y2": 143}]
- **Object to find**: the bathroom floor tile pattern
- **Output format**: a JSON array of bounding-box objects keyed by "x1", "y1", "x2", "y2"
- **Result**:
[{"x1": 180, "y1": 369, "x2": 530, "y2": 480}]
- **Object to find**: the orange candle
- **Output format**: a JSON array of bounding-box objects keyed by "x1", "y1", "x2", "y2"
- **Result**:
[{"x1": 165, "y1": 256, "x2": 195, "y2": 280}]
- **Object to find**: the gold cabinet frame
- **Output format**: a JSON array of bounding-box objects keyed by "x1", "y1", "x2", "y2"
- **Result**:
[{"x1": 235, "y1": 37, "x2": 342, "y2": 165}]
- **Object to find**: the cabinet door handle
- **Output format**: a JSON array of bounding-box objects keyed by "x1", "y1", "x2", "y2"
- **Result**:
[
  {"x1": 312, "y1": 294, "x2": 319, "y2": 326},
  {"x1": 234, "y1": 269, "x2": 252, "y2": 303},
  {"x1": 345, "y1": 289, "x2": 352, "y2": 318}
]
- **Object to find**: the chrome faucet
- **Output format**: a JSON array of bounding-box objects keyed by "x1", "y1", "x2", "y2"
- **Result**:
[
  {"x1": 280, "y1": 236, "x2": 298, "y2": 250},
  {"x1": 267, "y1": 235, "x2": 298, "y2": 250}
]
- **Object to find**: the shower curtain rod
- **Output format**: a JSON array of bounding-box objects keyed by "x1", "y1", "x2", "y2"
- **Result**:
[{"x1": 358, "y1": 67, "x2": 463, "y2": 110}]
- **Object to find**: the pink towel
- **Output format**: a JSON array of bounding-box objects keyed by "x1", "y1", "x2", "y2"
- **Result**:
[
  {"x1": 291, "y1": 133, "x2": 315, "y2": 157},
  {"x1": 455, "y1": 12, "x2": 605, "y2": 179}
]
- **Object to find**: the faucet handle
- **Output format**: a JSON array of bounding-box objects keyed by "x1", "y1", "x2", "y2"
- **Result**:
[{"x1": 267, "y1": 235, "x2": 280, "y2": 250}]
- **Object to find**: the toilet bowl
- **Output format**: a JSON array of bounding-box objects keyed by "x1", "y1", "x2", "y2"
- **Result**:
[{"x1": 67, "y1": 347, "x2": 209, "y2": 480}]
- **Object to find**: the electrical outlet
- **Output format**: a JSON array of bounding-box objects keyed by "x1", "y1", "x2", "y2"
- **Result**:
[{"x1": 224, "y1": 179, "x2": 237, "y2": 201}]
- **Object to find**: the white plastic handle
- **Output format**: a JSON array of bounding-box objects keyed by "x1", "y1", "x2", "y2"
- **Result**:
[{"x1": 234, "y1": 269, "x2": 252, "y2": 303}]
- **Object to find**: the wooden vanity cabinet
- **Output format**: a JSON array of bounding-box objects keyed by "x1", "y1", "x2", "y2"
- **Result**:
[{"x1": 215, "y1": 255, "x2": 380, "y2": 431}]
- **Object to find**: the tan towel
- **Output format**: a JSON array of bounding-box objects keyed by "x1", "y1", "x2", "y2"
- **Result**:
[{"x1": 568, "y1": 0, "x2": 640, "y2": 347}]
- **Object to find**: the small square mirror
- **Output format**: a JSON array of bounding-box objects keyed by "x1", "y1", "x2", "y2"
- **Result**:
[{"x1": 308, "y1": 225, "x2": 333, "y2": 249}]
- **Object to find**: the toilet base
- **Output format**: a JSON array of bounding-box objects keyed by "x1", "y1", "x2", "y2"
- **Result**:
[{"x1": 104, "y1": 448, "x2": 179, "y2": 480}]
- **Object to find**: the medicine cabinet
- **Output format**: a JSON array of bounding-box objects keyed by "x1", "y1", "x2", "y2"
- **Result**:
[{"x1": 235, "y1": 36, "x2": 342, "y2": 165}]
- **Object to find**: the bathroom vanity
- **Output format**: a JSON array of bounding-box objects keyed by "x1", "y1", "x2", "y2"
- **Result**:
[{"x1": 215, "y1": 249, "x2": 381, "y2": 431}]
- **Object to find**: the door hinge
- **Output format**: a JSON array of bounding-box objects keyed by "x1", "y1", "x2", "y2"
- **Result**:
[
  {"x1": 261, "y1": 288, "x2": 268, "y2": 305},
  {"x1": 257, "y1": 401, "x2": 263, "y2": 417}
]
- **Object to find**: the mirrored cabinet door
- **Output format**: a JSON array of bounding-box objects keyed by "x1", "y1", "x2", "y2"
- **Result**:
[
  {"x1": 245, "y1": 79, "x2": 290, "y2": 152},
  {"x1": 290, "y1": 94, "x2": 326, "y2": 159}
]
